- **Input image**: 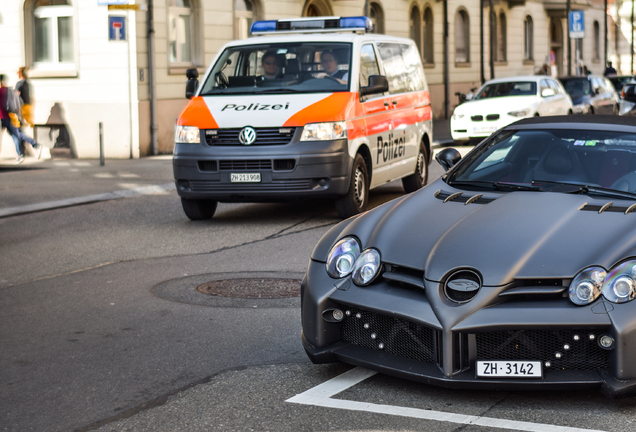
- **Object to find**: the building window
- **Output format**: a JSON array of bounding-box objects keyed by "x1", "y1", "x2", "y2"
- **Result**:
[
  {"x1": 497, "y1": 11, "x2": 506, "y2": 61},
  {"x1": 168, "y1": 0, "x2": 196, "y2": 64},
  {"x1": 524, "y1": 15, "x2": 533, "y2": 60},
  {"x1": 410, "y1": 6, "x2": 421, "y2": 56},
  {"x1": 370, "y1": 2, "x2": 384, "y2": 34},
  {"x1": 423, "y1": 7, "x2": 434, "y2": 64},
  {"x1": 594, "y1": 21, "x2": 600, "y2": 61},
  {"x1": 455, "y1": 9, "x2": 469, "y2": 63},
  {"x1": 234, "y1": 0, "x2": 254, "y2": 39},
  {"x1": 30, "y1": 0, "x2": 74, "y2": 68}
]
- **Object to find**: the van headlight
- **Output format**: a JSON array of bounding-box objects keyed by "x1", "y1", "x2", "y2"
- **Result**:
[
  {"x1": 175, "y1": 125, "x2": 200, "y2": 143},
  {"x1": 301, "y1": 122, "x2": 347, "y2": 141}
]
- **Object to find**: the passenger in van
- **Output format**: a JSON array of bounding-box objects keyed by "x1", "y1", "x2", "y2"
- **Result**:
[
  {"x1": 319, "y1": 51, "x2": 348, "y2": 84},
  {"x1": 261, "y1": 51, "x2": 281, "y2": 79}
]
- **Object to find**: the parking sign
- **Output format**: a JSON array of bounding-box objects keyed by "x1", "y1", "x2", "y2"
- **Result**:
[{"x1": 569, "y1": 11, "x2": 584, "y2": 39}]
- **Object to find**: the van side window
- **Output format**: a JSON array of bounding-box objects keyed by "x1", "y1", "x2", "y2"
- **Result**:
[
  {"x1": 360, "y1": 44, "x2": 380, "y2": 87},
  {"x1": 400, "y1": 44, "x2": 426, "y2": 92},
  {"x1": 377, "y1": 43, "x2": 410, "y2": 94}
]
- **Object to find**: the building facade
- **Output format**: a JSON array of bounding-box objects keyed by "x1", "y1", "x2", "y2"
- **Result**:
[{"x1": 0, "y1": 0, "x2": 619, "y2": 159}]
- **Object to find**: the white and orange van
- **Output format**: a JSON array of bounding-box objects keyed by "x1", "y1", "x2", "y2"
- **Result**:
[{"x1": 173, "y1": 16, "x2": 433, "y2": 220}]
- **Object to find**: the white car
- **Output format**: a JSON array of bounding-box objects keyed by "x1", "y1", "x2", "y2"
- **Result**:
[{"x1": 451, "y1": 75, "x2": 573, "y2": 142}]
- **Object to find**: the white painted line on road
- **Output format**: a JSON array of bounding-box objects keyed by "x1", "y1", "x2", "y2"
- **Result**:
[
  {"x1": 286, "y1": 367, "x2": 608, "y2": 432},
  {"x1": 0, "y1": 183, "x2": 176, "y2": 218}
]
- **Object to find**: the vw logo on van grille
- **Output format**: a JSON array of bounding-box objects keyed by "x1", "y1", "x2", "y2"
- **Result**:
[{"x1": 238, "y1": 127, "x2": 257, "y2": 145}]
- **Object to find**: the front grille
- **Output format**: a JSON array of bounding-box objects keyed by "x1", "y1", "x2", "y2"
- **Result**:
[
  {"x1": 340, "y1": 306, "x2": 436, "y2": 364},
  {"x1": 476, "y1": 329, "x2": 609, "y2": 370},
  {"x1": 273, "y1": 159, "x2": 295, "y2": 171},
  {"x1": 198, "y1": 161, "x2": 217, "y2": 172},
  {"x1": 219, "y1": 160, "x2": 272, "y2": 171},
  {"x1": 204, "y1": 128, "x2": 295, "y2": 146},
  {"x1": 486, "y1": 114, "x2": 500, "y2": 121},
  {"x1": 189, "y1": 179, "x2": 310, "y2": 192},
  {"x1": 471, "y1": 115, "x2": 483, "y2": 122}
]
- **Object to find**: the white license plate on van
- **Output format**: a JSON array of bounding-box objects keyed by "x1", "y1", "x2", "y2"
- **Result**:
[
  {"x1": 476, "y1": 360, "x2": 542, "y2": 378},
  {"x1": 230, "y1": 173, "x2": 261, "y2": 183}
]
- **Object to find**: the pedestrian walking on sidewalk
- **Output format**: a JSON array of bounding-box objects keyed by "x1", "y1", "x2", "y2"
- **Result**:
[
  {"x1": 15, "y1": 67, "x2": 35, "y2": 156},
  {"x1": 0, "y1": 74, "x2": 41, "y2": 164}
]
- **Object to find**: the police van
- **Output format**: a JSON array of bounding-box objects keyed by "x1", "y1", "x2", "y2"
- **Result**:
[{"x1": 173, "y1": 16, "x2": 433, "y2": 220}]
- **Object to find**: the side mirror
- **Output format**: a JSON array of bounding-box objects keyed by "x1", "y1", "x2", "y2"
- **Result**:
[
  {"x1": 185, "y1": 68, "x2": 199, "y2": 99},
  {"x1": 623, "y1": 83, "x2": 636, "y2": 102},
  {"x1": 541, "y1": 88, "x2": 556, "y2": 97},
  {"x1": 435, "y1": 148, "x2": 462, "y2": 171},
  {"x1": 360, "y1": 75, "x2": 389, "y2": 97}
]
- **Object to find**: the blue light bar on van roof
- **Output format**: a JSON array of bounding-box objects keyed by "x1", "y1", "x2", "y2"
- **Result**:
[{"x1": 250, "y1": 16, "x2": 373, "y2": 35}]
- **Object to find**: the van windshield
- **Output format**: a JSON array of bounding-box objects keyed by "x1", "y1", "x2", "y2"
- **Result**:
[{"x1": 199, "y1": 42, "x2": 352, "y2": 95}]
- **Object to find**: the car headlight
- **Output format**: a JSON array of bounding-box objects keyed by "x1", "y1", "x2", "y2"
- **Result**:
[
  {"x1": 300, "y1": 122, "x2": 347, "y2": 141},
  {"x1": 326, "y1": 237, "x2": 361, "y2": 278},
  {"x1": 602, "y1": 260, "x2": 636, "y2": 303},
  {"x1": 352, "y1": 249, "x2": 381, "y2": 286},
  {"x1": 507, "y1": 110, "x2": 529, "y2": 117},
  {"x1": 452, "y1": 113, "x2": 465, "y2": 120},
  {"x1": 569, "y1": 266, "x2": 606, "y2": 305},
  {"x1": 175, "y1": 125, "x2": 200, "y2": 143}
]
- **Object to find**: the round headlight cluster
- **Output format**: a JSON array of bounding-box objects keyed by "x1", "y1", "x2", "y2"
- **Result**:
[
  {"x1": 569, "y1": 260, "x2": 636, "y2": 305},
  {"x1": 569, "y1": 267, "x2": 605, "y2": 305},
  {"x1": 326, "y1": 237, "x2": 382, "y2": 286}
]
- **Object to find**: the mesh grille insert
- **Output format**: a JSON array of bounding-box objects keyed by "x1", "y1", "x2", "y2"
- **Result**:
[
  {"x1": 476, "y1": 329, "x2": 609, "y2": 370},
  {"x1": 340, "y1": 306, "x2": 436, "y2": 364}
]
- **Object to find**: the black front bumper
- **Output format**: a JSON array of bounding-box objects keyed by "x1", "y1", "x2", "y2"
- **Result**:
[
  {"x1": 300, "y1": 260, "x2": 636, "y2": 398},
  {"x1": 173, "y1": 133, "x2": 351, "y2": 202}
]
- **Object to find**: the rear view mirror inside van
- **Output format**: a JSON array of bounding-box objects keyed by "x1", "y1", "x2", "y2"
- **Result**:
[{"x1": 360, "y1": 75, "x2": 388, "y2": 97}]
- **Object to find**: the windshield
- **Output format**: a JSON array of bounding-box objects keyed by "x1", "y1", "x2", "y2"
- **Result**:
[
  {"x1": 561, "y1": 78, "x2": 592, "y2": 98},
  {"x1": 473, "y1": 82, "x2": 537, "y2": 100},
  {"x1": 199, "y1": 42, "x2": 352, "y2": 95},
  {"x1": 447, "y1": 128, "x2": 636, "y2": 196}
]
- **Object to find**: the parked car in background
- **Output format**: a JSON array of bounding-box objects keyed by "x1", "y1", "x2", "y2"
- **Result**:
[
  {"x1": 559, "y1": 75, "x2": 619, "y2": 115},
  {"x1": 607, "y1": 75, "x2": 635, "y2": 95},
  {"x1": 619, "y1": 82, "x2": 636, "y2": 116},
  {"x1": 450, "y1": 76, "x2": 573, "y2": 143},
  {"x1": 302, "y1": 115, "x2": 636, "y2": 397}
]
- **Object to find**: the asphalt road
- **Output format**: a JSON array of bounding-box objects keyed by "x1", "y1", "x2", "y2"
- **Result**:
[{"x1": 2, "y1": 155, "x2": 636, "y2": 432}]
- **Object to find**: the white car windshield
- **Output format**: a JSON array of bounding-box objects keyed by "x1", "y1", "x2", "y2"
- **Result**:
[
  {"x1": 473, "y1": 82, "x2": 537, "y2": 100},
  {"x1": 199, "y1": 42, "x2": 352, "y2": 95}
]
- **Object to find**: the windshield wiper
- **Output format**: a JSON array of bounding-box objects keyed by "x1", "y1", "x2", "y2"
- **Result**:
[
  {"x1": 531, "y1": 180, "x2": 636, "y2": 200},
  {"x1": 448, "y1": 180, "x2": 540, "y2": 191},
  {"x1": 258, "y1": 88, "x2": 303, "y2": 93}
]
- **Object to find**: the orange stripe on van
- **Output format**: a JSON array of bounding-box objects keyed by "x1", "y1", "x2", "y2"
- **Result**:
[
  {"x1": 283, "y1": 93, "x2": 356, "y2": 127},
  {"x1": 178, "y1": 96, "x2": 218, "y2": 129}
]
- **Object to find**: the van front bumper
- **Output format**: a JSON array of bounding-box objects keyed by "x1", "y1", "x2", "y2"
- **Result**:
[{"x1": 173, "y1": 138, "x2": 352, "y2": 202}]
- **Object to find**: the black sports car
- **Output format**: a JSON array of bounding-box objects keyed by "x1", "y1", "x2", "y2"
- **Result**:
[{"x1": 301, "y1": 116, "x2": 636, "y2": 397}]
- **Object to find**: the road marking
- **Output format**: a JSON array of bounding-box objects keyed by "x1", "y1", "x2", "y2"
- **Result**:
[
  {"x1": 286, "y1": 367, "x2": 608, "y2": 432},
  {"x1": 0, "y1": 183, "x2": 176, "y2": 218}
]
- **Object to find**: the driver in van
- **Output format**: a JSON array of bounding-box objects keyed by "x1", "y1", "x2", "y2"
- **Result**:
[
  {"x1": 261, "y1": 51, "x2": 280, "y2": 79},
  {"x1": 319, "y1": 51, "x2": 348, "y2": 84}
]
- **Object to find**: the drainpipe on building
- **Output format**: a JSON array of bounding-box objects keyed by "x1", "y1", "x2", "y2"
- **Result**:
[
  {"x1": 604, "y1": 0, "x2": 608, "y2": 68},
  {"x1": 480, "y1": 1, "x2": 485, "y2": 84},
  {"x1": 632, "y1": 0, "x2": 634, "y2": 73},
  {"x1": 147, "y1": 0, "x2": 158, "y2": 155},
  {"x1": 443, "y1": 0, "x2": 449, "y2": 119},
  {"x1": 567, "y1": 0, "x2": 571, "y2": 76},
  {"x1": 489, "y1": 0, "x2": 494, "y2": 80}
]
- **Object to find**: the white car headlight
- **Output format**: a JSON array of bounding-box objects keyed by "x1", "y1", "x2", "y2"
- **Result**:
[
  {"x1": 602, "y1": 260, "x2": 636, "y2": 303},
  {"x1": 352, "y1": 249, "x2": 381, "y2": 286},
  {"x1": 507, "y1": 110, "x2": 529, "y2": 117},
  {"x1": 175, "y1": 125, "x2": 200, "y2": 143},
  {"x1": 452, "y1": 113, "x2": 465, "y2": 120},
  {"x1": 301, "y1": 122, "x2": 347, "y2": 141},
  {"x1": 569, "y1": 266, "x2": 605, "y2": 305},
  {"x1": 326, "y1": 237, "x2": 361, "y2": 278}
]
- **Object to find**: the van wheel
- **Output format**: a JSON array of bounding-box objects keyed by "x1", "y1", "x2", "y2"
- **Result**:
[
  {"x1": 181, "y1": 198, "x2": 218, "y2": 220},
  {"x1": 402, "y1": 143, "x2": 429, "y2": 193},
  {"x1": 335, "y1": 154, "x2": 368, "y2": 218}
]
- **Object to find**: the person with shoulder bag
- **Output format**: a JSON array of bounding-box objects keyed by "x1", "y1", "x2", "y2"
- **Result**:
[
  {"x1": 0, "y1": 74, "x2": 41, "y2": 164},
  {"x1": 15, "y1": 67, "x2": 34, "y2": 155}
]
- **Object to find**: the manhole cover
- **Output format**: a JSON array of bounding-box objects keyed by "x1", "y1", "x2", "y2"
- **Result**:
[{"x1": 196, "y1": 278, "x2": 300, "y2": 299}]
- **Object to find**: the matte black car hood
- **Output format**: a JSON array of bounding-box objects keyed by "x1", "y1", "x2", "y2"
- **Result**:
[{"x1": 334, "y1": 178, "x2": 636, "y2": 286}]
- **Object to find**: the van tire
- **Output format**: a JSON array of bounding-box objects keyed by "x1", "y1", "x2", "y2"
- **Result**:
[
  {"x1": 402, "y1": 143, "x2": 429, "y2": 193},
  {"x1": 181, "y1": 198, "x2": 218, "y2": 220},
  {"x1": 335, "y1": 154, "x2": 368, "y2": 218}
]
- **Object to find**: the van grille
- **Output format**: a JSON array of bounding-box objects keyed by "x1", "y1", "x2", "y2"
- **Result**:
[
  {"x1": 204, "y1": 128, "x2": 296, "y2": 146},
  {"x1": 219, "y1": 160, "x2": 272, "y2": 171}
]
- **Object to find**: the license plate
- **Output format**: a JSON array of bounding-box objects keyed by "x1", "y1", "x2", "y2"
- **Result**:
[
  {"x1": 476, "y1": 360, "x2": 542, "y2": 378},
  {"x1": 473, "y1": 126, "x2": 497, "y2": 134},
  {"x1": 230, "y1": 173, "x2": 261, "y2": 183}
]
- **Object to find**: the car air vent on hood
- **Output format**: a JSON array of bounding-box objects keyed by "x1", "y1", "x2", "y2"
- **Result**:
[
  {"x1": 382, "y1": 264, "x2": 424, "y2": 291},
  {"x1": 434, "y1": 189, "x2": 496, "y2": 205},
  {"x1": 499, "y1": 279, "x2": 567, "y2": 298},
  {"x1": 580, "y1": 202, "x2": 636, "y2": 215}
]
